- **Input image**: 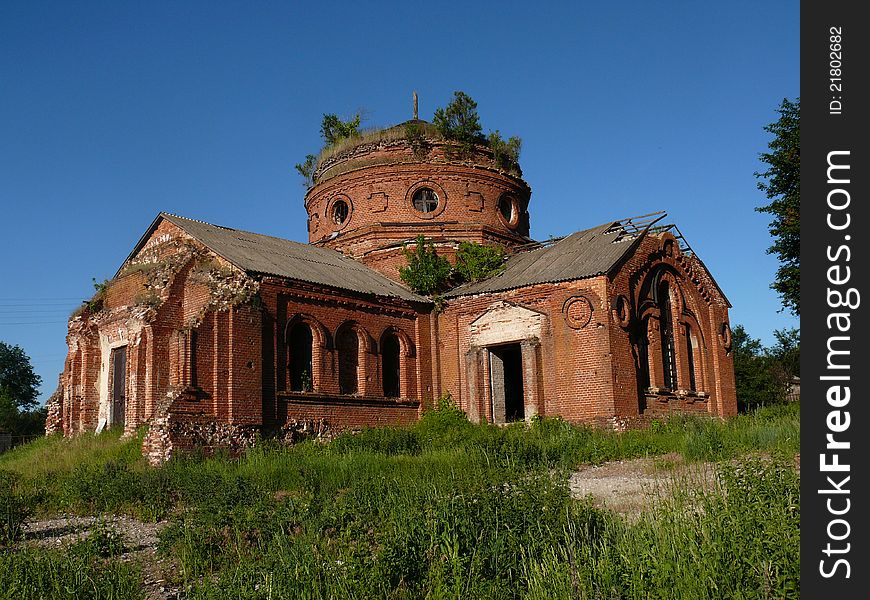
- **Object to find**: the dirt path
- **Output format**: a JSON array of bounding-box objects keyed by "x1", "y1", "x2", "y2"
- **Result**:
[
  {"x1": 23, "y1": 515, "x2": 182, "y2": 600},
  {"x1": 568, "y1": 453, "x2": 718, "y2": 518}
]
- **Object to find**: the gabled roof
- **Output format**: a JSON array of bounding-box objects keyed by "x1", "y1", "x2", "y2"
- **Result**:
[
  {"x1": 124, "y1": 213, "x2": 430, "y2": 304},
  {"x1": 445, "y1": 220, "x2": 647, "y2": 298}
]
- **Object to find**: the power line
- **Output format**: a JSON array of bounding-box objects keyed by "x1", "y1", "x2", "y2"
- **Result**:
[
  {"x1": 0, "y1": 321, "x2": 69, "y2": 326},
  {"x1": 0, "y1": 296, "x2": 85, "y2": 302},
  {"x1": 0, "y1": 298, "x2": 87, "y2": 308}
]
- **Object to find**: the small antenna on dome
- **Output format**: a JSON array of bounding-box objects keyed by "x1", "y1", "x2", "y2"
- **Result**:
[{"x1": 413, "y1": 91, "x2": 418, "y2": 120}]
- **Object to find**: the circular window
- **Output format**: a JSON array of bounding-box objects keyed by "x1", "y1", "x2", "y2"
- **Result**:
[
  {"x1": 497, "y1": 194, "x2": 520, "y2": 228},
  {"x1": 332, "y1": 200, "x2": 349, "y2": 225},
  {"x1": 412, "y1": 187, "x2": 439, "y2": 213}
]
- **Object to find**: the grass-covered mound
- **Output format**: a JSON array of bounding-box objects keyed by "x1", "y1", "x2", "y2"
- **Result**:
[{"x1": 1, "y1": 404, "x2": 799, "y2": 599}]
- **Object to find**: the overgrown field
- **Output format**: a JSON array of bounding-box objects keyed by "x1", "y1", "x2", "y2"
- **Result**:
[{"x1": 1, "y1": 404, "x2": 800, "y2": 599}]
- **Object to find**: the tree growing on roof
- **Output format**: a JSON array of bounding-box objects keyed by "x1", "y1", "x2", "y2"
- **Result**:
[
  {"x1": 399, "y1": 236, "x2": 452, "y2": 296},
  {"x1": 453, "y1": 242, "x2": 507, "y2": 283}
]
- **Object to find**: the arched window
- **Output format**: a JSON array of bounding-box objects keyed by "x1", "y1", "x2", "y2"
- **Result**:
[
  {"x1": 684, "y1": 323, "x2": 697, "y2": 391},
  {"x1": 659, "y1": 282, "x2": 677, "y2": 390},
  {"x1": 336, "y1": 327, "x2": 359, "y2": 395},
  {"x1": 381, "y1": 333, "x2": 401, "y2": 398},
  {"x1": 288, "y1": 322, "x2": 313, "y2": 392},
  {"x1": 639, "y1": 317, "x2": 651, "y2": 389}
]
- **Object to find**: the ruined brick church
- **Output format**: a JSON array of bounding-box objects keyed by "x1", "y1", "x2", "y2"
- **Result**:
[{"x1": 46, "y1": 117, "x2": 737, "y2": 463}]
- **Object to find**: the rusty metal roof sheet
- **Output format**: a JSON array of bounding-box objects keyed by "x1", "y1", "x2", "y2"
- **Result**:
[
  {"x1": 154, "y1": 213, "x2": 429, "y2": 304},
  {"x1": 445, "y1": 220, "x2": 646, "y2": 298}
]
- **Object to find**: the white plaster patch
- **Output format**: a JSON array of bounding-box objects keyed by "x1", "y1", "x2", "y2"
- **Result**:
[{"x1": 470, "y1": 301, "x2": 545, "y2": 347}]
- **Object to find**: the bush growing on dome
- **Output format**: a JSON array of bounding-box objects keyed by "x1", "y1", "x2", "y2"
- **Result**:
[
  {"x1": 320, "y1": 113, "x2": 362, "y2": 147},
  {"x1": 433, "y1": 91, "x2": 486, "y2": 157},
  {"x1": 487, "y1": 130, "x2": 522, "y2": 170},
  {"x1": 294, "y1": 154, "x2": 317, "y2": 187}
]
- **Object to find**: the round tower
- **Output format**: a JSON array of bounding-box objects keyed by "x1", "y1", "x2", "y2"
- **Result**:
[{"x1": 304, "y1": 121, "x2": 532, "y2": 282}]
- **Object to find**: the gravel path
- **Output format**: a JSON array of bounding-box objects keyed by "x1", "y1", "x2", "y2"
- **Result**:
[{"x1": 23, "y1": 515, "x2": 182, "y2": 600}]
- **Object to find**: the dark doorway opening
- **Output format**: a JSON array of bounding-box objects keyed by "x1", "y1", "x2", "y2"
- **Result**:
[
  {"x1": 111, "y1": 346, "x2": 127, "y2": 428},
  {"x1": 489, "y1": 344, "x2": 524, "y2": 423},
  {"x1": 382, "y1": 334, "x2": 401, "y2": 398},
  {"x1": 337, "y1": 328, "x2": 359, "y2": 395},
  {"x1": 288, "y1": 322, "x2": 313, "y2": 392}
]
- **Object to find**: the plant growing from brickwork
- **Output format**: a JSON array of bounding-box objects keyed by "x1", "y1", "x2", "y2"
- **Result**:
[
  {"x1": 85, "y1": 278, "x2": 111, "y2": 313},
  {"x1": 453, "y1": 242, "x2": 507, "y2": 283},
  {"x1": 487, "y1": 130, "x2": 522, "y2": 171},
  {"x1": 403, "y1": 122, "x2": 432, "y2": 159},
  {"x1": 294, "y1": 153, "x2": 318, "y2": 188},
  {"x1": 399, "y1": 235, "x2": 452, "y2": 296},
  {"x1": 295, "y1": 113, "x2": 362, "y2": 187},
  {"x1": 433, "y1": 91, "x2": 485, "y2": 158},
  {"x1": 320, "y1": 113, "x2": 362, "y2": 147}
]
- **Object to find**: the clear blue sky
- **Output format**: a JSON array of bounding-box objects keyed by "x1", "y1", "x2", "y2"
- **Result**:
[{"x1": 0, "y1": 1, "x2": 799, "y2": 402}]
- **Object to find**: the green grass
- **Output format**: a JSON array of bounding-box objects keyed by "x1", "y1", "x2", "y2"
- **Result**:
[{"x1": 0, "y1": 404, "x2": 800, "y2": 598}]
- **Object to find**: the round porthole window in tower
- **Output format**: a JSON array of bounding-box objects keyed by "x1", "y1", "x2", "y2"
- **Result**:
[
  {"x1": 497, "y1": 194, "x2": 520, "y2": 228},
  {"x1": 332, "y1": 199, "x2": 349, "y2": 225},
  {"x1": 412, "y1": 187, "x2": 439, "y2": 213}
]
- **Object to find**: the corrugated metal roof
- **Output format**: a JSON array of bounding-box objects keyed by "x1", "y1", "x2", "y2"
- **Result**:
[
  {"x1": 445, "y1": 221, "x2": 644, "y2": 298},
  {"x1": 154, "y1": 213, "x2": 429, "y2": 304}
]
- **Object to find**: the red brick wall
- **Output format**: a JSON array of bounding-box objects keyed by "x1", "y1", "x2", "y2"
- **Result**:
[
  {"x1": 438, "y1": 277, "x2": 618, "y2": 424},
  {"x1": 257, "y1": 279, "x2": 431, "y2": 429},
  {"x1": 304, "y1": 140, "x2": 532, "y2": 281},
  {"x1": 606, "y1": 232, "x2": 737, "y2": 418}
]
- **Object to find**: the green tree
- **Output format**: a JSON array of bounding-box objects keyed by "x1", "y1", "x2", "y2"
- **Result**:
[
  {"x1": 399, "y1": 236, "x2": 452, "y2": 296},
  {"x1": 769, "y1": 327, "x2": 800, "y2": 378},
  {"x1": 433, "y1": 91, "x2": 485, "y2": 156},
  {"x1": 0, "y1": 341, "x2": 42, "y2": 433},
  {"x1": 731, "y1": 325, "x2": 788, "y2": 412},
  {"x1": 320, "y1": 113, "x2": 361, "y2": 147},
  {"x1": 487, "y1": 130, "x2": 522, "y2": 170},
  {"x1": 755, "y1": 98, "x2": 800, "y2": 316},
  {"x1": 454, "y1": 242, "x2": 506, "y2": 283},
  {"x1": 294, "y1": 154, "x2": 317, "y2": 188}
]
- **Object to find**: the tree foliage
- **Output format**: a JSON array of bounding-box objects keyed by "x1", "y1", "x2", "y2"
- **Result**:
[
  {"x1": 0, "y1": 341, "x2": 42, "y2": 433},
  {"x1": 294, "y1": 154, "x2": 317, "y2": 188},
  {"x1": 295, "y1": 113, "x2": 362, "y2": 187},
  {"x1": 433, "y1": 92, "x2": 484, "y2": 144},
  {"x1": 433, "y1": 91, "x2": 486, "y2": 157},
  {"x1": 755, "y1": 98, "x2": 800, "y2": 316},
  {"x1": 320, "y1": 113, "x2": 361, "y2": 147},
  {"x1": 454, "y1": 242, "x2": 506, "y2": 283},
  {"x1": 487, "y1": 130, "x2": 522, "y2": 170},
  {"x1": 731, "y1": 325, "x2": 797, "y2": 412},
  {"x1": 399, "y1": 236, "x2": 452, "y2": 296}
]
